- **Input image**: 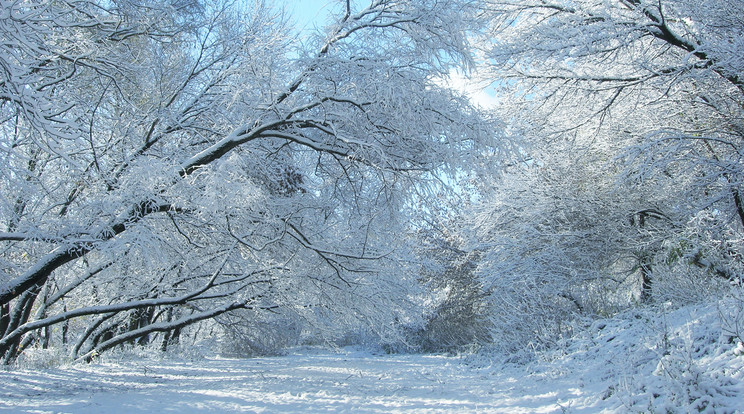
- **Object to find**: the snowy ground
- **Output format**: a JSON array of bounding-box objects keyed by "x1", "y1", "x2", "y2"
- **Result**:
[
  {"x1": 0, "y1": 350, "x2": 567, "y2": 413},
  {"x1": 2, "y1": 302, "x2": 744, "y2": 413}
]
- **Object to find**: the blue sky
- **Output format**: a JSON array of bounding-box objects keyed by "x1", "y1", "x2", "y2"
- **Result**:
[{"x1": 286, "y1": 0, "x2": 336, "y2": 35}]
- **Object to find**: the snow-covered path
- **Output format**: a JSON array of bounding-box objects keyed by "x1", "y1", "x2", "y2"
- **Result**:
[
  {"x1": 1, "y1": 349, "x2": 588, "y2": 413},
  {"x1": 4, "y1": 303, "x2": 744, "y2": 413}
]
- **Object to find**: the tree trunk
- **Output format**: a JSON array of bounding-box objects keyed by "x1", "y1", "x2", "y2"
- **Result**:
[
  {"x1": 77, "y1": 300, "x2": 247, "y2": 363},
  {"x1": 0, "y1": 304, "x2": 8, "y2": 340},
  {"x1": 637, "y1": 212, "x2": 653, "y2": 304},
  {"x1": 639, "y1": 261, "x2": 653, "y2": 304},
  {"x1": 0, "y1": 285, "x2": 43, "y2": 363}
]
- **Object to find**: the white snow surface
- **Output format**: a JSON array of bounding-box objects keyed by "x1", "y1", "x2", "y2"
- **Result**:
[{"x1": 2, "y1": 302, "x2": 744, "y2": 413}]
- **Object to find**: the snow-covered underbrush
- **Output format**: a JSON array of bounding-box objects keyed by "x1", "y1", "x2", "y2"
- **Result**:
[{"x1": 473, "y1": 297, "x2": 744, "y2": 413}]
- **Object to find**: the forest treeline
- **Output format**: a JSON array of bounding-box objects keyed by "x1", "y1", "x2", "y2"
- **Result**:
[{"x1": 1, "y1": 0, "x2": 742, "y2": 365}]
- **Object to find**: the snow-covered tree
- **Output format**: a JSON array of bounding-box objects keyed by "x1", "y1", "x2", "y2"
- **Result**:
[
  {"x1": 0, "y1": 0, "x2": 495, "y2": 363},
  {"x1": 450, "y1": 0, "x2": 744, "y2": 353},
  {"x1": 409, "y1": 217, "x2": 492, "y2": 353},
  {"x1": 469, "y1": 137, "x2": 682, "y2": 352},
  {"x1": 475, "y1": 0, "x2": 744, "y2": 299}
]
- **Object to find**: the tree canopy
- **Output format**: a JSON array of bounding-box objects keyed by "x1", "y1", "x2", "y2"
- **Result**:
[
  {"x1": 1, "y1": 0, "x2": 742, "y2": 364},
  {"x1": 0, "y1": 0, "x2": 496, "y2": 363}
]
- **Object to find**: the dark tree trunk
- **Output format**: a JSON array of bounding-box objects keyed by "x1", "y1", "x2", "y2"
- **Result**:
[
  {"x1": 636, "y1": 212, "x2": 653, "y2": 304},
  {"x1": 77, "y1": 301, "x2": 246, "y2": 362},
  {"x1": 0, "y1": 285, "x2": 42, "y2": 363},
  {"x1": 0, "y1": 304, "x2": 9, "y2": 339}
]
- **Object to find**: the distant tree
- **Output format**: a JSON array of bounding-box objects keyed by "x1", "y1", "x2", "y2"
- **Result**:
[
  {"x1": 0, "y1": 0, "x2": 494, "y2": 363},
  {"x1": 412, "y1": 221, "x2": 492, "y2": 353}
]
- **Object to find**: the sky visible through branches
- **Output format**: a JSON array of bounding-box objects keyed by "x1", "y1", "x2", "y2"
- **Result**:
[
  {"x1": 285, "y1": 0, "x2": 498, "y2": 108},
  {"x1": 286, "y1": 0, "x2": 333, "y2": 36}
]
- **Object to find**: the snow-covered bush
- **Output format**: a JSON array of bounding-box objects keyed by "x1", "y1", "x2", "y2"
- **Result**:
[
  {"x1": 614, "y1": 303, "x2": 743, "y2": 413},
  {"x1": 9, "y1": 347, "x2": 69, "y2": 371},
  {"x1": 650, "y1": 263, "x2": 731, "y2": 307},
  {"x1": 719, "y1": 286, "x2": 744, "y2": 346},
  {"x1": 217, "y1": 314, "x2": 302, "y2": 358}
]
